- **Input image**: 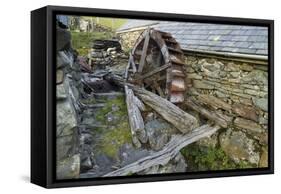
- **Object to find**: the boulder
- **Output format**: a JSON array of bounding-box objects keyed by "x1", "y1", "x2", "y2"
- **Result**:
[
  {"x1": 197, "y1": 132, "x2": 218, "y2": 148},
  {"x1": 119, "y1": 143, "x2": 150, "y2": 167},
  {"x1": 57, "y1": 51, "x2": 73, "y2": 68},
  {"x1": 56, "y1": 83, "x2": 67, "y2": 100},
  {"x1": 219, "y1": 129, "x2": 260, "y2": 165},
  {"x1": 56, "y1": 134, "x2": 76, "y2": 161},
  {"x1": 56, "y1": 154, "x2": 80, "y2": 180},
  {"x1": 80, "y1": 143, "x2": 94, "y2": 172},
  {"x1": 56, "y1": 100, "x2": 77, "y2": 137},
  {"x1": 145, "y1": 119, "x2": 177, "y2": 151}
]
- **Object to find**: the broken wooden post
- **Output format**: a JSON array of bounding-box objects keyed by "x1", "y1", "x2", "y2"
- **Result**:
[
  {"x1": 104, "y1": 124, "x2": 220, "y2": 177},
  {"x1": 138, "y1": 28, "x2": 150, "y2": 73},
  {"x1": 133, "y1": 87, "x2": 199, "y2": 133},
  {"x1": 124, "y1": 85, "x2": 147, "y2": 147}
]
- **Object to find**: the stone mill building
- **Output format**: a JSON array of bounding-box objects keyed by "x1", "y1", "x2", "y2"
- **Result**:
[{"x1": 117, "y1": 20, "x2": 269, "y2": 167}]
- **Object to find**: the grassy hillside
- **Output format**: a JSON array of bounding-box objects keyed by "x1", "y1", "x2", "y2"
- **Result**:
[
  {"x1": 70, "y1": 17, "x2": 127, "y2": 56},
  {"x1": 84, "y1": 16, "x2": 127, "y2": 30},
  {"x1": 71, "y1": 31, "x2": 113, "y2": 56}
]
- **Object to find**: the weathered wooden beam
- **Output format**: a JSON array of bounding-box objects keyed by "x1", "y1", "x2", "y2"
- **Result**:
[
  {"x1": 153, "y1": 81, "x2": 165, "y2": 97},
  {"x1": 170, "y1": 78, "x2": 185, "y2": 92},
  {"x1": 104, "y1": 124, "x2": 220, "y2": 177},
  {"x1": 185, "y1": 98, "x2": 229, "y2": 128},
  {"x1": 138, "y1": 28, "x2": 151, "y2": 73},
  {"x1": 133, "y1": 87, "x2": 199, "y2": 133},
  {"x1": 130, "y1": 53, "x2": 137, "y2": 73},
  {"x1": 104, "y1": 74, "x2": 198, "y2": 133},
  {"x1": 138, "y1": 63, "x2": 171, "y2": 80},
  {"x1": 125, "y1": 85, "x2": 147, "y2": 147}
]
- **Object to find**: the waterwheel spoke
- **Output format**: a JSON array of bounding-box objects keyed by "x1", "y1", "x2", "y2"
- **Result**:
[{"x1": 138, "y1": 28, "x2": 151, "y2": 73}]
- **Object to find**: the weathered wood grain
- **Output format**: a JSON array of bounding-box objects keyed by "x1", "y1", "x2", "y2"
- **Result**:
[
  {"x1": 125, "y1": 85, "x2": 147, "y2": 147},
  {"x1": 104, "y1": 124, "x2": 220, "y2": 177},
  {"x1": 133, "y1": 87, "x2": 199, "y2": 133}
]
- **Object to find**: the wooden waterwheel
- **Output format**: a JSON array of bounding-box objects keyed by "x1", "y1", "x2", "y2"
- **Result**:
[{"x1": 126, "y1": 28, "x2": 186, "y2": 103}]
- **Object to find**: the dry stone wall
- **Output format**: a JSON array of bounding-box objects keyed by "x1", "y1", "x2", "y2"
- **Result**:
[
  {"x1": 117, "y1": 30, "x2": 143, "y2": 52},
  {"x1": 56, "y1": 25, "x2": 80, "y2": 179},
  {"x1": 184, "y1": 55, "x2": 268, "y2": 167}
]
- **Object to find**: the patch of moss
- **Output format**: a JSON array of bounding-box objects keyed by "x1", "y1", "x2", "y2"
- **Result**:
[
  {"x1": 95, "y1": 96, "x2": 127, "y2": 123},
  {"x1": 93, "y1": 95, "x2": 132, "y2": 158},
  {"x1": 80, "y1": 97, "x2": 97, "y2": 105},
  {"x1": 99, "y1": 121, "x2": 132, "y2": 158},
  {"x1": 181, "y1": 143, "x2": 255, "y2": 171}
]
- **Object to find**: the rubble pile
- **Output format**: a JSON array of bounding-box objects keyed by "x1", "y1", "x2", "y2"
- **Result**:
[{"x1": 88, "y1": 39, "x2": 128, "y2": 71}]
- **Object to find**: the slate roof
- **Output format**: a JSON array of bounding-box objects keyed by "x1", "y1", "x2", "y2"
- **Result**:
[{"x1": 117, "y1": 20, "x2": 268, "y2": 56}]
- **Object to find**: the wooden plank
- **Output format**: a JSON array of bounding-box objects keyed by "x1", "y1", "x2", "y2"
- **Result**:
[
  {"x1": 170, "y1": 78, "x2": 185, "y2": 92},
  {"x1": 170, "y1": 55, "x2": 185, "y2": 65},
  {"x1": 124, "y1": 61, "x2": 130, "y2": 79},
  {"x1": 104, "y1": 124, "x2": 220, "y2": 177},
  {"x1": 130, "y1": 53, "x2": 137, "y2": 73},
  {"x1": 153, "y1": 81, "x2": 165, "y2": 97},
  {"x1": 167, "y1": 47, "x2": 183, "y2": 54},
  {"x1": 133, "y1": 87, "x2": 199, "y2": 133},
  {"x1": 138, "y1": 28, "x2": 151, "y2": 73},
  {"x1": 124, "y1": 85, "x2": 147, "y2": 147},
  {"x1": 164, "y1": 38, "x2": 177, "y2": 44},
  {"x1": 171, "y1": 69, "x2": 185, "y2": 77},
  {"x1": 138, "y1": 63, "x2": 171, "y2": 80}
]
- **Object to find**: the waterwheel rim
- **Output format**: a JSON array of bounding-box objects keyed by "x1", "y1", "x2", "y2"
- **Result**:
[{"x1": 127, "y1": 28, "x2": 186, "y2": 103}]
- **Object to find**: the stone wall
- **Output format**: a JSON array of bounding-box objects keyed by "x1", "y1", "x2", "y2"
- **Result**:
[
  {"x1": 56, "y1": 26, "x2": 80, "y2": 179},
  {"x1": 184, "y1": 55, "x2": 268, "y2": 167}
]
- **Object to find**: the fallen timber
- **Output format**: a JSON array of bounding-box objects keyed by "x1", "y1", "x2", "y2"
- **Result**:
[
  {"x1": 104, "y1": 124, "x2": 220, "y2": 177},
  {"x1": 105, "y1": 73, "x2": 199, "y2": 134},
  {"x1": 124, "y1": 85, "x2": 147, "y2": 148},
  {"x1": 133, "y1": 87, "x2": 199, "y2": 133}
]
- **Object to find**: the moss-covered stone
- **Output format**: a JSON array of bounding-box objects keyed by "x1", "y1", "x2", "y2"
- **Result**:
[
  {"x1": 92, "y1": 95, "x2": 132, "y2": 159},
  {"x1": 181, "y1": 143, "x2": 256, "y2": 171},
  {"x1": 56, "y1": 154, "x2": 80, "y2": 180}
]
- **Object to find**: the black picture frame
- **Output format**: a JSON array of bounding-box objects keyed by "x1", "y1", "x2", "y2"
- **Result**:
[{"x1": 31, "y1": 5, "x2": 274, "y2": 188}]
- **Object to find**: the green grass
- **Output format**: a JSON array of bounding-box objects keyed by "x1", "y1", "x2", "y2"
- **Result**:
[
  {"x1": 83, "y1": 16, "x2": 127, "y2": 30},
  {"x1": 70, "y1": 31, "x2": 113, "y2": 56},
  {"x1": 70, "y1": 17, "x2": 127, "y2": 56}
]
